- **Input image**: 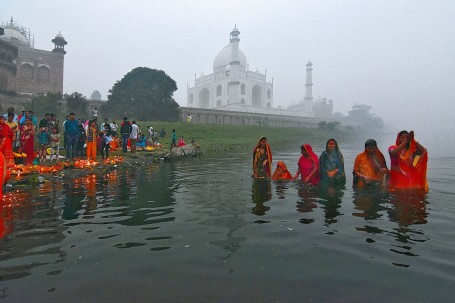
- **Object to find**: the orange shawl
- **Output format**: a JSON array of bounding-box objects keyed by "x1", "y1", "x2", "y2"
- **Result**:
[
  {"x1": 272, "y1": 161, "x2": 292, "y2": 180},
  {"x1": 353, "y1": 149, "x2": 387, "y2": 187},
  {"x1": 389, "y1": 134, "x2": 428, "y2": 191}
]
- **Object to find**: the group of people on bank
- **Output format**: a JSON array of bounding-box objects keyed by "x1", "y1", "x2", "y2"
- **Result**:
[
  {"x1": 0, "y1": 108, "x2": 61, "y2": 167},
  {"x1": 253, "y1": 130, "x2": 428, "y2": 191},
  {"x1": 0, "y1": 107, "x2": 167, "y2": 168}
]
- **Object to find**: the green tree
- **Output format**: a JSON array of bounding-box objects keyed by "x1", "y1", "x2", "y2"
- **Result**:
[
  {"x1": 318, "y1": 121, "x2": 327, "y2": 130},
  {"x1": 348, "y1": 104, "x2": 384, "y2": 129},
  {"x1": 64, "y1": 92, "x2": 89, "y2": 116},
  {"x1": 103, "y1": 67, "x2": 180, "y2": 121},
  {"x1": 326, "y1": 121, "x2": 340, "y2": 130},
  {"x1": 31, "y1": 92, "x2": 62, "y2": 118}
]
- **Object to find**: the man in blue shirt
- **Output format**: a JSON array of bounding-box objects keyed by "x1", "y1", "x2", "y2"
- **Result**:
[
  {"x1": 64, "y1": 112, "x2": 79, "y2": 160},
  {"x1": 19, "y1": 111, "x2": 37, "y2": 126}
]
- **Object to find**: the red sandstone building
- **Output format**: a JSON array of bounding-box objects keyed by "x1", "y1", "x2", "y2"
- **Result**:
[{"x1": 0, "y1": 17, "x2": 67, "y2": 105}]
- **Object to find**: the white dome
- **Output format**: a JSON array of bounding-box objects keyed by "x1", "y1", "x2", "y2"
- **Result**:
[
  {"x1": 213, "y1": 44, "x2": 247, "y2": 73},
  {"x1": 2, "y1": 28, "x2": 28, "y2": 45}
]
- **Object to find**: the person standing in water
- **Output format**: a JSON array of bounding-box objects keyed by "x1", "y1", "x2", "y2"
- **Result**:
[
  {"x1": 388, "y1": 130, "x2": 428, "y2": 191},
  {"x1": 293, "y1": 144, "x2": 320, "y2": 185},
  {"x1": 319, "y1": 138, "x2": 346, "y2": 184},
  {"x1": 353, "y1": 139, "x2": 389, "y2": 188},
  {"x1": 252, "y1": 136, "x2": 272, "y2": 179}
]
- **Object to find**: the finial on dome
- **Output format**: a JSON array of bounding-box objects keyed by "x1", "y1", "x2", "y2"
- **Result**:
[{"x1": 230, "y1": 25, "x2": 240, "y2": 41}]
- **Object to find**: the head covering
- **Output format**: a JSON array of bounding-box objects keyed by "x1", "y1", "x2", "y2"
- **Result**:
[
  {"x1": 365, "y1": 139, "x2": 377, "y2": 148},
  {"x1": 302, "y1": 144, "x2": 319, "y2": 165},
  {"x1": 272, "y1": 161, "x2": 292, "y2": 180}
]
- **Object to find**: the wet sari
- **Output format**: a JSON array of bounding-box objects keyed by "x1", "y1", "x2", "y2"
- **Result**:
[
  {"x1": 296, "y1": 144, "x2": 320, "y2": 185},
  {"x1": 253, "y1": 137, "x2": 272, "y2": 178},
  {"x1": 272, "y1": 161, "x2": 292, "y2": 180},
  {"x1": 389, "y1": 133, "x2": 428, "y2": 191},
  {"x1": 353, "y1": 148, "x2": 388, "y2": 187},
  {"x1": 319, "y1": 139, "x2": 346, "y2": 184}
]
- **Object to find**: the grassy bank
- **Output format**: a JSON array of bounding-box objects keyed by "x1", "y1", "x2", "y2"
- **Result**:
[{"x1": 136, "y1": 121, "x2": 351, "y2": 154}]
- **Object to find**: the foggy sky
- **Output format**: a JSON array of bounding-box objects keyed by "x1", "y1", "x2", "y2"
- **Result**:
[{"x1": 2, "y1": 0, "x2": 454, "y2": 131}]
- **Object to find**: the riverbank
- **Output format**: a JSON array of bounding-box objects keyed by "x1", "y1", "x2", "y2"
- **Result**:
[
  {"x1": 3, "y1": 123, "x2": 355, "y2": 190},
  {"x1": 135, "y1": 121, "x2": 353, "y2": 155}
]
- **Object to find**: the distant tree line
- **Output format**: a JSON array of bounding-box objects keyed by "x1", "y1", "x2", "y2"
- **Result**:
[
  {"x1": 318, "y1": 121, "x2": 341, "y2": 130},
  {"x1": 29, "y1": 67, "x2": 181, "y2": 121},
  {"x1": 348, "y1": 104, "x2": 384, "y2": 129},
  {"x1": 30, "y1": 91, "x2": 90, "y2": 119}
]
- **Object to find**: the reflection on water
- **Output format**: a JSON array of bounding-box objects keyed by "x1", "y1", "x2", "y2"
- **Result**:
[
  {"x1": 352, "y1": 188, "x2": 388, "y2": 220},
  {"x1": 388, "y1": 190, "x2": 428, "y2": 226},
  {"x1": 251, "y1": 179, "x2": 271, "y2": 216},
  {"x1": 0, "y1": 148, "x2": 454, "y2": 302},
  {"x1": 296, "y1": 183, "x2": 319, "y2": 224},
  {"x1": 319, "y1": 183, "x2": 345, "y2": 227}
]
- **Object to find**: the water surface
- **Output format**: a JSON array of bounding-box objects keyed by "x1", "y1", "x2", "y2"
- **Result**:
[{"x1": 1, "y1": 132, "x2": 454, "y2": 302}]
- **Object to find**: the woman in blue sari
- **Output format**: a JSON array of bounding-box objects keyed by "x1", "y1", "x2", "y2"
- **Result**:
[{"x1": 319, "y1": 138, "x2": 346, "y2": 184}]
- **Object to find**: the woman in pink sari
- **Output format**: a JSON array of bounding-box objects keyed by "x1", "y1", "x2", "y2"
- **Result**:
[
  {"x1": 20, "y1": 117, "x2": 36, "y2": 165},
  {"x1": 293, "y1": 144, "x2": 320, "y2": 185}
]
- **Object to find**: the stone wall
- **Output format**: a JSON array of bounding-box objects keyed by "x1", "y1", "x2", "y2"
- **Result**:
[
  {"x1": 180, "y1": 107, "x2": 327, "y2": 129},
  {"x1": 15, "y1": 45, "x2": 64, "y2": 95}
]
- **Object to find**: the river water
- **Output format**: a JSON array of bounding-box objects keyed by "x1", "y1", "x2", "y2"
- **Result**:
[{"x1": 1, "y1": 131, "x2": 454, "y2": 302}]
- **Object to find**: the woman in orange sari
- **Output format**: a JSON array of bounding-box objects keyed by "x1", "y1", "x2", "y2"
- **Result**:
[
  {"x1": 86, "y1": 120, "x2": 98, "y2": 160},
  {"x1": 0, "y1": 116, "x2": 14, "y2": 167},
  {"x1": 353, "y1": 139, "x2": 389, "y2": 188},
  {"x1": 272, "y1": 161, "x2": 292, "y2": 180},
  {"x1": 388, "y1": 130, "x2": 428, "y2": 191},
  {"x1": 252, "y1": 136, "x2": 272, "y2": 179}
]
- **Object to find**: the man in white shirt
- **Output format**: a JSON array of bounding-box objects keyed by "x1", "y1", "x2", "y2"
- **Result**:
[
  {"x1": 110, "y1": 121, "x2": 118, "y2": 137},
  {"x1": 93, "y1": 107, "x2": 98, "y2": 120},
  {"x1": 130, "y1": 121, "x2": 139, "y2": 153}
]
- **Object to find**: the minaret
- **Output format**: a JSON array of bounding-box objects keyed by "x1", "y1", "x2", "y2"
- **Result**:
[
  {"x1": 227, "y1": 25, "x2": 241, "y2": 104},
  {"x1": 304, "y1": 60, "x2": 313, "y2": 102},
  {"x1": 304, "y1": 60, "x2": 313, "y2": 113},
  {"x1": 52, "y1": 31, "x2": 67, "y2": 54},
  {"x1": 229, "y1": 25, "x2": 240, "y2": 66},
  {"x1": 51, "y1": 31, "x2": 67, "y2": 94}
]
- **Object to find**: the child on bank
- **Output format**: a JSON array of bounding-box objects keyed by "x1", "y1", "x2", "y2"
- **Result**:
[
  {"x1": 13, "y1": 146, "x2": 27, "y2": 165},
  {"x1": 49, "y1": 127, "x2": 60, "y2": 163},
  {"x1": 37, "y1": 127, "x2": 50, "y2": 165}
]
